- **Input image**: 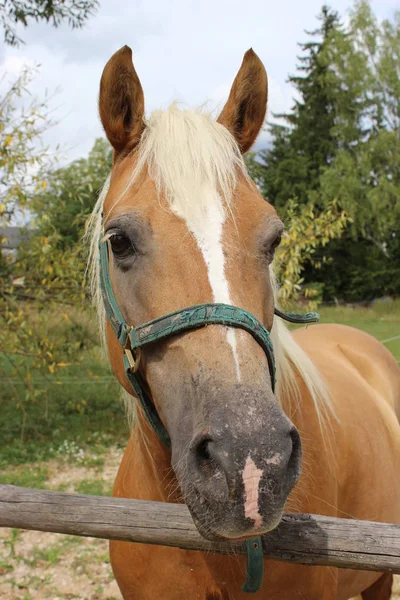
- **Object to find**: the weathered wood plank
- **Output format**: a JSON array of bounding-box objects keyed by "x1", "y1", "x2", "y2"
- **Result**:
[{"x1": 1, "y1": 484, "x2": 400, "y2": 574}]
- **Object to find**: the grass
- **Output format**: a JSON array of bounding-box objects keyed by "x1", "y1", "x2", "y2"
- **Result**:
[
  {"x1": 29, "y1": 544, "x2": 63, "y2": 568},
  {"x1": 0, "y1": 466, "x2": 48, "y2": 488},
  {"x1": 3, "y1": 528, "x2": 20, "y2": 558},
  {"x1": 75, "y1": 478, "x2": 112, "y2": 496},
  {"x1": 0, "y1": 306, "x2": 128, "y2": 467}
]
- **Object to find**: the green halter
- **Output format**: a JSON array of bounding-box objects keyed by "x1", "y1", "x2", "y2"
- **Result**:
[{"x1": 99, "y1": 238, "x2": 319, "y2": 593}]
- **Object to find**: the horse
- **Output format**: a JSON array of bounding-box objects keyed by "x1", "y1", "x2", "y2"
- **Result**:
[{"x1": 87, "y1": 45, "x2": 400, "y2": 599}]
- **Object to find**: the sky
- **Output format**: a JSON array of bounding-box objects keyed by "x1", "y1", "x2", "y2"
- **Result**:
[{"x1": 0, "y1": 0, "x2": 398, "y2": 165}]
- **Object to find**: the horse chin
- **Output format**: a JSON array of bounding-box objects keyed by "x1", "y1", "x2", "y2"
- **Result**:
[{"x1": 186, "y1": 495, "x2": 283, "y2": 543}]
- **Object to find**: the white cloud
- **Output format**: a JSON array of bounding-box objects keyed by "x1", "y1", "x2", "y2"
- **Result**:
[
  {"x1": 0, "y1": 0, "x2": 397, "y2": 163},
  {"x1": 1, "y1": 54, "x2": 35, "y2": 75}
]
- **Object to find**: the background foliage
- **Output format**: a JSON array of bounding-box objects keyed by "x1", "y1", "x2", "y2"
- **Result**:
[
  {"x1": 248, "y1": 0, "x2": 400, "y2": 302},
  {"x1": 0, "y1": 0, "x2": 399, "y2": 458},
  {"x1": 0, "y1": 0, "x2": 99, "y2": 46},
  {"x1": 0, "y1": 63, "x2": 114, "y2": 454},
  {"x1": 0, "y1": 66, "x2": 52, "y2": 225}
]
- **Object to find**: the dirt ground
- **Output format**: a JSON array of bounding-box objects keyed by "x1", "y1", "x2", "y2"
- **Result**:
[
  {"x1": 0, "y1": 447, "x2": 122, "y2": 600},
  {"x1": 1, "y1": 446, "x2": 399, "y2": 599}
]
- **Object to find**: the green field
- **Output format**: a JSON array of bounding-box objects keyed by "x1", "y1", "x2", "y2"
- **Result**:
[
  {"x1": 0, "y1": 308, "x2": 126, "y2": 469},
  {"x1": 1, "y1": 301, "x2": 399, "y2": 470}
]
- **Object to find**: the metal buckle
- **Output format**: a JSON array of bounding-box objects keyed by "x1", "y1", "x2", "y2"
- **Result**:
[
  {"x1": 124, "y1": 327, "x2": 141, "y2": 373},
  {"x1": 124, "y1": 346, "x2": 141, "y2": 373}
]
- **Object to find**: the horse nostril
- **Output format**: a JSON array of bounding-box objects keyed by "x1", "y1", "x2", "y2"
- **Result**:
[
  {"x1": 191, "y1": 436, "x2": 231, "y2": 500},
  {"x1": 195, "y1": 437, "x2": 212, "y2": 464},
  {"x1": 287, "y1": 426, "x2": 302, "y2": 481},
  {"x1": 290, "y1": 426, "x2": 301, "y2": 455}
]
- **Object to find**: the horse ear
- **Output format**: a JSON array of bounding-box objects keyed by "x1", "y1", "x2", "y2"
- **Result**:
[
  {"x1": 217, "y1": 49, "x2": 268, "y2": 153},
  {"x1": 99, "y1": 45, "x2": 145, "y2": 155}
]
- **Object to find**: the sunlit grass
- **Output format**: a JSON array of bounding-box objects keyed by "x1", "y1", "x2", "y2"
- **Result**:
[{"x1": 0, "y1": 466, "x2": 48, "y2": 489}]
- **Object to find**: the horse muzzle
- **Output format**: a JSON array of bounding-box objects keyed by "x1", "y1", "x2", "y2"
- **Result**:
[{"x1": 172, "y1": 391, "x2": 302, "y2": 541}]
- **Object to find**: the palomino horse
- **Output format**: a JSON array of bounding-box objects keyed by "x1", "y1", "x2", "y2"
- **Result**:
[{"x1": 88, "y1": 46, "x2": 400, "y2": 599}]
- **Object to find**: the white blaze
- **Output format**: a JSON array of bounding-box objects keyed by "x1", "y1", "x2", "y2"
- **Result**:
[
  {"x1": 170, "y1": 184, "x2": 241, "y2": 380},
  {"x1": 243, "y1": 455, "x2": 263, "y2": 529}
]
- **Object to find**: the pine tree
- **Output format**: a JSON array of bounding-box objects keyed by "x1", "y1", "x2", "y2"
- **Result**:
[{"x1": 257, "y1": 6, "x2": 342, "y2": 213}]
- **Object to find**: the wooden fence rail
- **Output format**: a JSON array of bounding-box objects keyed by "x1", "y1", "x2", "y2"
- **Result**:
[{"x1": 1, "y1": 484, "x2": 400, "y2": 574}]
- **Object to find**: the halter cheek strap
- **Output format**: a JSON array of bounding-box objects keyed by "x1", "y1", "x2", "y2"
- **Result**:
[{"x1": 99, "y1": 239, "x2": 319, "y2": 593}]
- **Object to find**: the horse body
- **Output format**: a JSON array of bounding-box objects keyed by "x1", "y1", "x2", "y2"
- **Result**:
[
  {"x1": 109, "y1": 324, "x2": 400, "y2": 600},
  {"x1": 89, "y1": 45, "x2": 400, "y2": 599}
]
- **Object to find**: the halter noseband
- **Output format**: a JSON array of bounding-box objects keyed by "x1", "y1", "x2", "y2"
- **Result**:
[{"x1": 99, "y1": 238, "x2": 319, "y2": 593}]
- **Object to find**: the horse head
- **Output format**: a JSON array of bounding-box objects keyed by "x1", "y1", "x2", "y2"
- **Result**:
[{"x1": 96, "y1": 46, "x2": 302, "y2": 541}]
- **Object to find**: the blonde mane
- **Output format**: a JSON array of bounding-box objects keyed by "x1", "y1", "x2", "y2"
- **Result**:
[{"x1": 86, "y1": 105, "x2": 333, "y2": 430}]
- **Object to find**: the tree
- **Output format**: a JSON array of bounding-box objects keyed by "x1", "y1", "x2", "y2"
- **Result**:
[
  {"x1": 274, "y1": 200, "x2": 351, "y2": 307},
  {"x1": 318, "y1": 0, "x2": 400, "y2": 249},
  {"x1": 0, "y1": 0, "x2": 103, "y2": 446},
  {"x1": 257, "y1": 6, "x2": 344, "y2": 213},
  {"x1": 31, "y1": 138, "x2": 112, "y2": 248},
  {"x1": 0, "y1": 0, "x2": 99, "y2": 46},
  {"x1": 313, "y1": 1, "x2": 400, "y2": 300},
  {"x1": 0, "y1": 74, "x2": 111, "y2": 441},
  {"x1": 249, "y1": 0, "x2": 400, "y2": 301},
  {"x1": 0, "y1": 67, "x2": 73, "y2": 440},
  {"x1": 246, "y1": 6, "x2": 353, "y2": 303},
  {"x1": 0, "y1": 66, "x2": 53, "y2": 225},
  {"x1": 11, "y1": 137, "x2": 112, "y2": 308},
  {"x1": 3, "y1": 136, "x2": 112, "y2": 310}
]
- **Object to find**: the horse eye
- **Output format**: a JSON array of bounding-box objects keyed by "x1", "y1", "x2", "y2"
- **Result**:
[
  {"x1": 266, "y1": 233, "x2": 282, "y2": 263},
  {"x1": 109, "y1": 234, "x2": 134, "y2": 258},
  {"x1": 271, "y1": 234, "x2": 282, "y2": 252}
]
